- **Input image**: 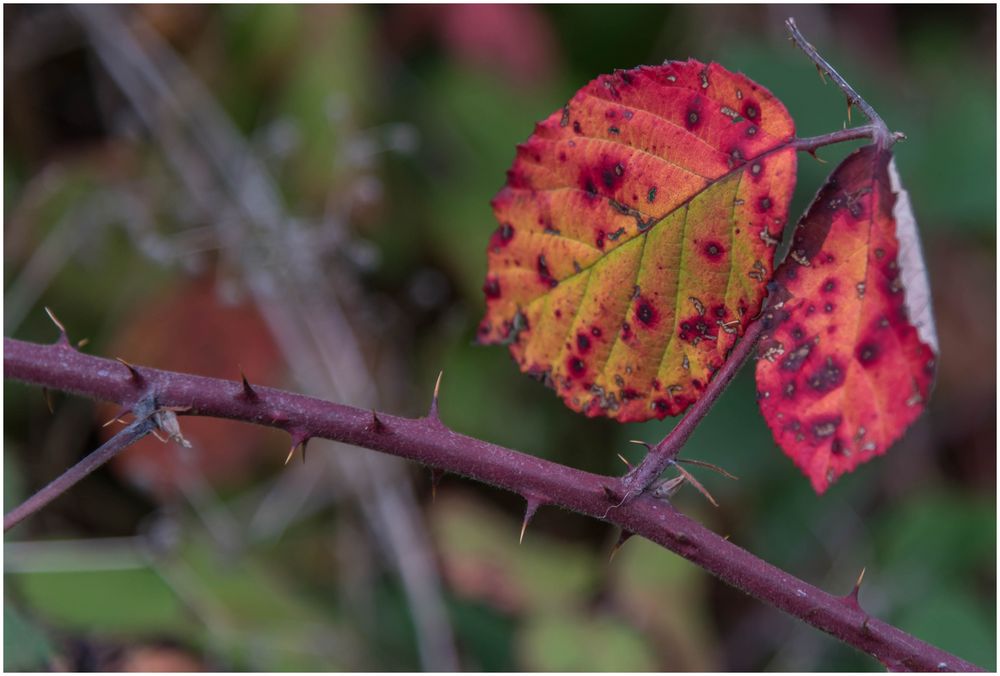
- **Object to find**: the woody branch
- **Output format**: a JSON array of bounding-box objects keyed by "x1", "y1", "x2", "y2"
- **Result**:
[{"x1": 3, "y1": 336, "x2": 981, "y2": 672}]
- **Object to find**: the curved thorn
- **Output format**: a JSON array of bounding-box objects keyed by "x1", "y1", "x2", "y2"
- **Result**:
[
  {"x1": 369, "y1": 410, "x2": 384, "y2": 433},
  {"x1": 115, "y1": 357, "x2": 144, "y2": 386},
  {"x1": 676, "y1": 457, "x2": 739, "y2": 480},
  {"x1": 609, "y1": 530, "x2": 634, "y2": 562},
  {"x1": 239, "y1": 366, "x2": 259, "y2": 402},
  {"x1": 428, "y1": 371, "x2": 444, "y2": 421},
  {"x1": 846, "y1": 566, "x2": 867, "y2": 608},
  {"x1": 616, "y1": 453, "x2": 633, "y2": 469},
  {"x1": 284, "y1": 429, "x2": 311, "y2": 465},
  {"x1": 673, "y1": 463, "x2": 718, "y2": 507},
  {"x1": 44, "y1": 307, "x2": 70, "y2": 346},
  {"x1": 76, "y1": 338, "x2": 90, "y2": 349},
  {"x1": 520, "y1": 497, "x2": 541, "y2": 544},
  {"x1": 42, "y1": 388, "x2": 55, "y2": 414}
]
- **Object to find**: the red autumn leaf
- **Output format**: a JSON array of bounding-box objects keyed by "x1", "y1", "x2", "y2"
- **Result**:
[
  {"x1": 478, "y1": 60, "x2": 797, "y2": 421},
  {"x1": 755, "y1": 145, "x2": 938, "y2": 493}
]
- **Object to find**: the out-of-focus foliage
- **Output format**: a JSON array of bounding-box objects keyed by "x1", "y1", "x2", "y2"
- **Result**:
[{"x1": 4, "y1": 5, "x2": 995, "y2": 671}]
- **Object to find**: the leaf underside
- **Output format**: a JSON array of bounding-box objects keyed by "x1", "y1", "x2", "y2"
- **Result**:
[
  {"x1": 755, "y1": 145, "x2": 938, "y2": 493},
  {"x1": 479, "y1": 60, "x2": 797, "y2": 422}
]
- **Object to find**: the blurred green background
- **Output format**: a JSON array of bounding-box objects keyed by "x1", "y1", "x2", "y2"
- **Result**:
[{"x1": 4, "y1": 5, "x2": 995, "y2": 671}]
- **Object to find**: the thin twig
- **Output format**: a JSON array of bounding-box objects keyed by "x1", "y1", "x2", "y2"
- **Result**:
[
  {"x1": 4, "y1": 392, "x2": 158, "y2": 532},
  {"x1": 785, "y1": 18, "x2": 893, "y2": 149},
  {"x1": 619, "y1": 315, "x2": 766, "y2": 501},
  {"x1": 3, "y1": 337, "x2": 982, "y2": 672}
]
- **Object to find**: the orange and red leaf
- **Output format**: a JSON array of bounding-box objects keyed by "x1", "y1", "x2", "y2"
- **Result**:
[
  {"x1": 755, "y1": 145, "x2": 938, "y2": 493},
  {"x1": 479, "y1": 61, "x2": 796, "y2": 421}
]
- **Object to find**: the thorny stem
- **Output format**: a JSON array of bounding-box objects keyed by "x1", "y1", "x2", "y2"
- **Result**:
[
  {"x1": 785, "y1": 18, "x2": 894, "y2": 150},
  {"x1": 3, "y1": 337, "x2": 982, "y2": 672},
  {"x1": 4, "y1": 392, "x2": 158, "y2": 532}
]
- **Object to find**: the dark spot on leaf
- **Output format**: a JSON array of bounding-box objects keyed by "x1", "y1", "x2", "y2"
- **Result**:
[
  {"x1": 791, "y1": 325, "x2": 804, "y2": 341},
  {"x1": 483, "y1": 277, "x2": 501, "y2": 299},
  {"x1": 810, "y1": 415, "x2": 842, "y2": 440},
  {"x1": 824, "y1": 302, "x2": 834, "y2": 313},
  {"x1": 758, "y1": 196, "x2": 772, "y2": 212},
  {"x1": 685, "y1": 108, "x2": 700, "y2": 129},
  {"x1": 636, "y1": 298, "x2": 657, "y2": 327},
  {"x1": 807, "y1": 356, "x2": 844, "y2": 393},
  {"x1": 577, "y1": 333, "x2": 591, "y2": 352},
  {"x1": 857, "y1": 342, "x2": 879, "y2": 366},
  {"x1": 591, "y1": 326, "x2": 602, "y2": 338},
  {"x1": 823, "y1": 278, "x2": 836, "y2": 293},
  {"x1": 746, "y1": 124, "x2": 758, "y2": 137},
  {"x1": 573, "y1": 120, "x2": 582, "y2": 134},
  {"x1": 831, "y1": 438, "x2": 846, "y2": 455},
  {"x1": 567, "y1": 356, "x2": 586, "y2": 378},
  {"x1": 537, "y1": 254, "x2": 558, "y2": 288},
  {"x1": 703, "y1": 241, "x2": 725, "y2": 261},
  {"x1": 647, "y1": 187, "x2": 657, "y2": 203},
  {"x1": 493, "y1": 223, "x2": 515, "y2": 247},
  {"x1": 781, "y1": 341, "x2": 812, "y2": 372},
  {"x1": 595, "y1": 230, "x2": 605, "y2": 249},
  {"x1": 743, "y1": 102, "x2": 758, "y2": 119}
]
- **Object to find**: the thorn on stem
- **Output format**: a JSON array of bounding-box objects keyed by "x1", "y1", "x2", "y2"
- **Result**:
[
  {"x1": 115, "y1": 357, "x2": 144, "y2": 387},
  {"x1": 42, "y1": 388, "x2": 55, "y2": 414},
  {"x1": 44, "y1": 307, "x2": 71, "y2": 346},
  {"x1": 430, "y1": 468, "x2": 444, "y2": 502},
  {"x1": 628, "y1": 439, "x2": 651, "y2": 450},
  {"x1": 284, "y1": 429, "x2": 311, "y2": 465},
  {"x1": 239, "y1": 367, "x2": 259, "y2": 402},
  {"x1": 427, "y1": 371, "x2": 444, "y2": 423},
  {"x1": 676, "y1": 457, "x2": 738, "y2": 480},
  {"x1": 520, "y1": 496, "x2": 542, "y2": 544},
  {"x1": 101, "y1": 405, "x2": 132, "y2": 428},
  {"x1": 369, "y1": 410, "x2": 385, "y2": 433},
  {"x1": 77, "y1": 338, "x2": 90, "y2": 349},
  {"x1": 846, "y1": 95, "x2": 853, "y2": 123},
  {"x1": 844, "y1": 566, "x2": 866, "y2": 610},
  {"x1": 672, "y1": 463, "x2": 719, "y2": 507},
  {"x1": 616, "y1": 453, "x2": 633, "y2": 469},
  {"x1": 609, "y1": 530, "x2": 634, "y2": 562}
]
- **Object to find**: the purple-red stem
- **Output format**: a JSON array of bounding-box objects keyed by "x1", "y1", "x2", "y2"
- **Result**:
[
  {"x1": 3, "y1": 392, "x2": 157, "y2": 532},
  {"x1": 3, "y1": 337, "x2": 981, "y2": 672}
]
